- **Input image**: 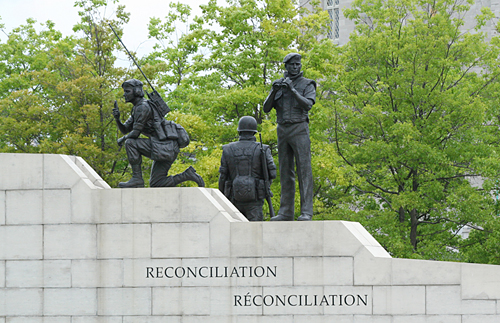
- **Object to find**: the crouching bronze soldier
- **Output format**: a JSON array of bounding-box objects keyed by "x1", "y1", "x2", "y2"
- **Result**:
[
  {"x1": 112, "y1": 79, "x2": 204, "y2": 188},
  {"x1": 219, "y1": 116, "x2": 277, "y2": 221}
]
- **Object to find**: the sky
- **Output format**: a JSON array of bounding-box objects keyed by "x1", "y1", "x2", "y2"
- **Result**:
[{"x1": 0, "y1": 0, "x2": 215, "y2": 66}]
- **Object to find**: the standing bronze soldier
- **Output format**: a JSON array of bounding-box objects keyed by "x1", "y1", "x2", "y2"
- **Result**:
[
  {"x1": 263, "y1": 53, "x2": 316, "y2": 221},
  {"x1": 219, "y1": 116, "x2": 277, "y2": 221},
  {"x1": 112, "y1": 79, "x2": 204, "y2": 188}
]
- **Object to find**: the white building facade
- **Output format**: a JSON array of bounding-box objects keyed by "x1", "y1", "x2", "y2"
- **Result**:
[{"x1": 301, "y1": 0, "x2": 500, "y2": 45}]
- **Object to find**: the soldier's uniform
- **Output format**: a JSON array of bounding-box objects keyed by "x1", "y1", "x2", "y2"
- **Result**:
[
  {"x1": 114, "y1": 79, "x2": 203, "y2": 188},
  {"x1": 219, "y1": 117, "x2": 276, "y2": 221},
  {"x1": 263, "y1": 53, "x2": 316, "y2": 220}
]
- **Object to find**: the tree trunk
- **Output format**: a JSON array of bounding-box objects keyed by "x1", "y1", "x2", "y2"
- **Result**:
[
  {"x1": 398, "y1": 206, "x2": 405, "y2": 223},
  {"x1": 410, "y1": 208, "x2": 418, "y2": 251}
]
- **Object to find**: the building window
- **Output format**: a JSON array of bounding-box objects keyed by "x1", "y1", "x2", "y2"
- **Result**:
[{"x1": 326, "y1": 0, "x2": 340, "y2": 40}]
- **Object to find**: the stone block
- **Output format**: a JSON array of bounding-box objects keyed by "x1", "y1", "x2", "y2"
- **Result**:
[
  {"x1": 71, "y1": 179, "x2": 99, "y2": 223},
  {"x1": 462, "y1": 263, "x2": 500, "y2": 299},
  {"x1": 98, "y1": 189, "x2": 122, "y2": 223},
  {"x1": 0, "y1": 225, "x2": 43, "y2": 259},
  {"x1": 343, "y1": 221, "x2": 384, "y2": 248},
  {"x1": 230, "y1": 257, "x2": 292, "y2": 287},
  {"x1": 294, "y1": 257, "x2": 353, "y2": 286},
  {"x1": 294, "y1": 316, "x2": 354, "y2": 323},
  {"x1": 427, "y1": 285, "x2": 496, "y2": 315},
  {"x1": 121, "y1": 188, "x2": 181, "y2": 223},
  {"x1": 123, "y1": 258, "x2": 182, "y2": 287},
  {"x1": 44, "y1": 224, "x2": 97, "y2": 259},
  {"x1": 230, "y1": 221, "x2": 263, "y2": 257},
  {"x1": 44, "y1": 260, "x2": 72, "y2": 287},
  {"x1": 183, "y1": 316, "x2": 292, "y2": 323},
  {"x1": 98, "y1": 287, "x2": 151, "y2": 315},
  {"x1": 392, "y1": 316, "x2": 461, "y2": 323},
  {"x1": 153, "y1": 286, "x2": 212, "y2": 315},
  {"x1": 165, "y1": 258, "x2": 232, "y2": 287},
  {"x1": 392, "y1": 259, "x2": 461, "y2": 285},
  {"x1": 426, "y1": 285, "x2": 462, "y2": 315},
  {"x1": 323, "y1": 286, "x2": 373, "y2": 315},
  {"x1": 6, "y1": 260, "x2": 43, "y2": 287},
  {"x1": 0, "y1": 190, "x2": 5, "y2": 225},
  {"x1": 262, "y1": 222, "x2": 324, "y2": 257},
  {"x1": 72, "y1": 317, "x2": 123, "y2": 323},
  {"x1": 75, "y1": 156, "x2": 110, "y2": 189},
  {"x1": 44, "y1": 288, "x2": 97, "y2": 315},
  {"x1": 261, "y1": 286, "x2": 324, "y2": 315},
  {"x1": 211, "y1": 286, "x2": 265, "y2": 316},
  {"x1": 0, "y1": 288, "x2": 42, "y2": 316},
  {"x1": 209, "y1": 212, "x2": 233, "y2": 257},
  {"x1": 353, "y1": 248, "x2": 392, "y2": 286},
  {"x1": 180, "y1": 188, "x2": 226, "y2": 222},
  {"x1": 152, "y1": 223, "x2": 209, "y2": 258},
  {"x1": 324, "y1": 221, "x2": 390, "y2": 258},
  {"x1": 461, "y1": 300, "x2": 497, "y2": 315},
  {"x1": 43, "y1": 154, "x2": 87, "y2": 189},
  {"x1": 0, "y1": 261, "x2": 4, "y2": 287},
  {"x1": 323, "y1": 221, "x2": 365, "y2": 257},
  {"x1": 181, "y1": 317, "x2": 231, "y2": 323},
  {"x1": 72, "y1": 259, "x2": 124, "y2": 288},
  {"x1": 353, "y1": 315, "x2": 395, "y2": 323},
  {"x1": 123, "y1": 317, "x2": 181, "y2": 323},
  {"x1": 7, "y1": 317, "x2": 71, "y2": 323},
  {"x1": 0, "y1": 153, "x2": 43, "y2": 190},
  {"x1": 6, "y1": 190, "x2": 43, "y2": 224},
  {"x1": 98, "y1": 224, "x2": 151, "y2": 259},
  {"x1": 43, "y1": 189, "x2": 71, "y2": 224},
  {"x1": 209, "y1": 188, "x2": 247, "y2": 222},
  {"x1": 373, "y1": 286, "x2": 425, "y2": 315},
  {"x1": 462, "y1": 315, "x2": 500, "y2": 323}
]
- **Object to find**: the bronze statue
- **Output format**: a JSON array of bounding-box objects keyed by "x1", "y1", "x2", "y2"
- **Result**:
[
  {"x1": 112, "y1": 79, "x2": 204, "y2": 188},
  {"x1": 263, "y1": 53, "x2": 316, "y2": 221},
  {"x1": 219, "y1": 116, "x2": 277, "y2": 221}
]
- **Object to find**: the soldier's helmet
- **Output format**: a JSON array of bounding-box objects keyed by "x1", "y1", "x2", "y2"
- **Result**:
[{"x1": 237, "y1": 116, "x2": 258, "y2": 133}]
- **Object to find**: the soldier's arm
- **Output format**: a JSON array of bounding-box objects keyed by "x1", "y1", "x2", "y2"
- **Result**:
[
  {"x1": 290, "y1": 83, "x2": 316, "y2": 111},
  {"x1": 113, "y1": 101, "x2": 130, "y2": 135},
  {"x1": 263, "y1": 81, "x2": 281, "y2": 113},
  {"x1": 265, "y1": 146, "x2": 277, "y2": 180},
  {"x1": 126, "y1": 103, "x2": 150, "y2": 140},
  {"x1": 218, "y1": 152, "x2": 228, "y2": 193}
]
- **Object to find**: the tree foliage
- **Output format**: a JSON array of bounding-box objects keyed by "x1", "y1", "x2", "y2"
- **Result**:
[
  {"x1": 326, "y1": 0, "x2": 500, "y2": 261},
  {"x1": 0, "y1": 0, "x2": 133, "y2": 186}
]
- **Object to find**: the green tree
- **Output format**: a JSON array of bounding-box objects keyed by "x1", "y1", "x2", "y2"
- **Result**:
[
  {"x1": 0, "y1": 0, "x2": 131, "y2": 186},
  {"x1": 0, "y1": 19, "x2": 69, "y2": 153},
  {"x1": 327, "y1": 0, "x2": 500, "y2": 260}
]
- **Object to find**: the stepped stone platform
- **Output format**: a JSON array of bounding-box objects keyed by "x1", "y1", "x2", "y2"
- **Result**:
[{"x1": 1, "y1": 153, "x2": 500, "y2": 322}]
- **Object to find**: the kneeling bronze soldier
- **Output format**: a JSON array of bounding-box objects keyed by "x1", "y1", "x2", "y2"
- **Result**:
[{"x1": 112, "y1": 79, "x2": 204, "y2": 188}]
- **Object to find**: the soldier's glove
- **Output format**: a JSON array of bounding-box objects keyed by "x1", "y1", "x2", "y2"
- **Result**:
[
  {"x1": 282, "y1": 77, "x2": 293, "y2": 89},
  {"x1": 117, "y1": 136, "x2": 127, "y2": 147},
  {"x1": 112, "y1": 101, "x2": 120, "y2": 120}
]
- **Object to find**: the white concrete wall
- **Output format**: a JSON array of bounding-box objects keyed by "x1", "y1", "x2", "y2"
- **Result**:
[{"x1": 1, "y1": 153, "x2": 500, "y2": 322}]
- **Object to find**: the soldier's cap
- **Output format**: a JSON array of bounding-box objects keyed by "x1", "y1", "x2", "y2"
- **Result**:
[
  {"x1": 283, "y1": 53, "x2": 301, "y2": 63},
  {"x1": 122, "y1": 79, "x2": 143, "y2": 88}
]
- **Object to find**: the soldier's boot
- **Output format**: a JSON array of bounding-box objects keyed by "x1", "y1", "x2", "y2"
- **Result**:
[
  {"x1": 270, "y1": 214, "x2": 294, "y2": 221},
  {"x1": 118, "y1": 164, "x2": 145, "y2": 188},
  {"x1": 297, "y1": 214, "x2": 312, "y2": 221},
  {"x1": 173, "y1": 166, "x2": 205, "y2": 187}
]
